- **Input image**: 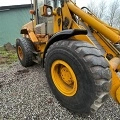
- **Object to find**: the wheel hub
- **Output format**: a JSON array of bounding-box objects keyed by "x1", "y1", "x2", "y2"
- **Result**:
[
  {"x1": 51, "y1": 60, "x2": 77, "y2": 96},
  {"x1": 60, "y1": 67, "x2": 73, "y2": 85}
]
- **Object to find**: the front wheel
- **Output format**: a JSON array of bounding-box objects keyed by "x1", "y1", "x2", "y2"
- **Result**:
[
  {"x1": 16, "y1": 38, "x2": 35, "y2": 67},
  {"x1": 45, "y1": 40, "x2": 111, "y2": 114}
]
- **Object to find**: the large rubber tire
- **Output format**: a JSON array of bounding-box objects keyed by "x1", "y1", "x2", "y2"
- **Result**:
[
  {"x1": 45, "y1": 40, "x2": 111, "y2": 114},
  {"x1": 16, "y1": 38, "x2": 35, "y2": 67}
]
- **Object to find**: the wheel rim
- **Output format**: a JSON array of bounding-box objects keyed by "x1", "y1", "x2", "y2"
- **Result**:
[
  {"x1": 51, "y1": 60, "x2": 77, "y2": 96},
  {"x1": 18, "y1": 46, "x2": 23, "y2": 60}
]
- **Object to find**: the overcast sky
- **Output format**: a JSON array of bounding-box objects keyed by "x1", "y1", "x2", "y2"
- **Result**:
[{"x1": 0, "y1": 0, "x2": 110, "y2": 7}]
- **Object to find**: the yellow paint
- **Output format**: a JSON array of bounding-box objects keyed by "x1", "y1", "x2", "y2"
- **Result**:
[
  {"x1": 71, "y1": 20, "x2": 95, "y2": 45},
  {"x1": 61, "y1": 1, "x2": 72, "y2": 29},
  {"x1": 34, "y1": 35, "x2": 49, "y2": 58},
  {"x1": 116, "y1": 87, "x2": 120, "y2": 103},
  {"x1": 18, "y1": 46, "x2": 23, "y2": 60},
  {"x1": 60, "y1": 67, "x2": 73, "y2": 85},
  {"x1": 51, "y1": 60, "x2": 77, "y2": 96},
  {"x1": 110, "y1": 68, "x2": 120, "y2": 102},
  {"x1": 29, "y1": 32, "x2": 39, "y2": 42},
  {"x1": 88, "y1": 12, "x2": 120, "y2": 35},
  {"x1": 53, "y1": 8, "x2": 62, "y2": 33}
]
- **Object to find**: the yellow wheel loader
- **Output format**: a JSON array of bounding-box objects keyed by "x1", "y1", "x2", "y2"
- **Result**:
[{"x1": 16, "y1": 0, "x2": 120, "y2": 114}]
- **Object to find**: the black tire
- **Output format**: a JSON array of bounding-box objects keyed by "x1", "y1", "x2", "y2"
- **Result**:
[
  {"x1": 45, "y1": 40, "x2": 111, "y2": 114},
  {"x1": 16, "y1": 38, "x2": 35, "y2": 67}
]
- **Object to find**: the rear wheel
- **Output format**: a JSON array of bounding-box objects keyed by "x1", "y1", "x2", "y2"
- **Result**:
[
  {"x1": 16, "y1": 38, "x2": 35, "y2": 67},
  {"x1": 45, "y1": 40, "x2": 111, "y2": 114}
]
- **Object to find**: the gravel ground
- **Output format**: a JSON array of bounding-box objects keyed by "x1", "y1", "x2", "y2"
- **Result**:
[{"x1": 0, "y1": 62, "x2": 120, "y2": 120}]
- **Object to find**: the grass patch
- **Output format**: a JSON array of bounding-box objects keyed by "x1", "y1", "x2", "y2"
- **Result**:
[
  {"x1": 0, "y1": 46, "x2": 18, "y2": 64},
  {"x1": 0, "y1": 46, "x2": 5, "y2": 51}
]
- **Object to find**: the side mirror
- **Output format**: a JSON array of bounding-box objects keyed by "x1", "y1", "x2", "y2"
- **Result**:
[{"x1": 40, "y1": 5, "x2": 53, "y2": 17}]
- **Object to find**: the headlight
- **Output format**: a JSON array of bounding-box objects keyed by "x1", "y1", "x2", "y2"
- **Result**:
[{"x1": 47, "y1": 7, "x2": 52, "y2": 16}]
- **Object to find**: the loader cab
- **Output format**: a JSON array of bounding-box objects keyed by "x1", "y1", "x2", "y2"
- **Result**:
[
  {"x1": 33, "y1": 0, "x2": 61, "y2": 35},
  {"x1": 35, "y1": 0, "x2": 61, "y2": 23},
  {"x1": 33, "y1": 0, "x2": 76, "y2": 35}
]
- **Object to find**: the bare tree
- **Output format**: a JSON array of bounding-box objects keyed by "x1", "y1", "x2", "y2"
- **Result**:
[
  {"x1": 87, "y1": 0, "x2": 107, "y2": 20},
  {"x1": 105, "y1": 0, "x2": 120, "y2": 27},
  {"x1": 115, "y1": 14, "x2": 120, "y2": 29},
  {"x1": 97, "y1": 0, "x2": 107, "y2": 19},
  {"x1": 87, "y1": 0, "x2": 99, "y2": 16},
  {"x1": 87, "y1": 0, "x2": 120, "y2": 29}
]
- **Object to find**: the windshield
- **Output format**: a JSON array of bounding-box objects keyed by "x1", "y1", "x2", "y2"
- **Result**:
[
  {"x1": 36, "y1": 0, "x2": 61, "y2": 24},
  {"x1": 56, "y1": 0, "x2": 61, "y2": 7},
  {"x1": 37, "y1": 0, "x2": 44, "y2": 8},
  {"x1": 46, "y1": 0, "x2": 55, "y2": 8},
  {"x1": 46, "y1": 0, "x2": 61, "y2": 9}
]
